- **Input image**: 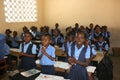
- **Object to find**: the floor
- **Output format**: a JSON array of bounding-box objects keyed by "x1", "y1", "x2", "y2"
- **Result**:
[{"x1": 0, "y1": 55, "x2": 120, "y2": 80}]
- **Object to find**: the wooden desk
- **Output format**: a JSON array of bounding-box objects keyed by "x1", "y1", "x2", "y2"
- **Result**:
[
  {"x1": 92, "y1": 51, "x2": 104, "y2": 63},
  {"x1": 10, "y1": 48, "x2": 20, "y2": 65},
  {"x1": 36, "y1": 60, "x2": 95, "y2": 80},
  {"x1": 55, "y1": 47, "x2": 67, "y2": 57}
]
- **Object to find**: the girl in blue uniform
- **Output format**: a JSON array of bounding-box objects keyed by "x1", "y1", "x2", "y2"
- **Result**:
[
  {"x1": 68, "y1": 31, "x2": 90, "y2": 80},
  {"x1": 38, "y1": 34, "x2": 55, "y2": 75},
  {"x1": 19, "y1": 32, "x2": 37, "y2": 71}
]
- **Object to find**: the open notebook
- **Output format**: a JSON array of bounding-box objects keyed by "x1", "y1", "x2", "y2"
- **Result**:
[
  {"x1": 35, "y1": 73, "x2": 66, "y2": 80},
  {"x1": 54, "y1": 61, "x2": 71, "y2": 70},
  {"x1": 86, "y1": 66, "x2": 96, "y2": 73},
  {"x1": 20, "y1": 69, "x2": 41, "y2": 77}
]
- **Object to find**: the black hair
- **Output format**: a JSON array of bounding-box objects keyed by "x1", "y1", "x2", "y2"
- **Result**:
[
  {"x1": 42, "y1": 33, "x2": 51, "y2": 40},
  {"x1": 24, "y1": 31, "x2": 33, "y2": 38},
  {"x1": 76, "y1": 31, "x2": 87, "y2": 39}
]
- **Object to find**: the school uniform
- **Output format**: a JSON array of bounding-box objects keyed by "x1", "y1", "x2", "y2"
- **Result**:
[
  {"x1": 0, "y1": 34, "x2": 6, "y2": 60},
  {"x1": 19, "y1": 41, "x2": 37, "y2": 71},
  {"x1": 102, "y1": 31, "x2": 110, "y2": 47},
  {"x1": 38, "y1": 45, "x2": 55, "y2": 75},
  {"x1": 11, "y1": 36, "x2": 19, "y2": 48},
  {"x1": 52, "y1": 34, "x2": 64, "y2": 47},
  {"x1": 94, "y1": 41, "x2": 109, "y2": 52},
  {"x1": 91, "y1": 32, "x2": 102, "y2": 44},
  {"x1": 68, "y1": 44, "x2": 90, "y2": 80}
]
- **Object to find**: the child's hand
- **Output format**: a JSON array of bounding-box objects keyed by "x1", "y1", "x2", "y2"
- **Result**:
[
  {"x1": 68, "y1": 57, "x2": 76, "y2": 65},
  {"x1": 20, "y1": 52, "x2": 25, "y2": 56},
  {"x1": 41, "y1": 47, "x2": 46, "y2": 54}
]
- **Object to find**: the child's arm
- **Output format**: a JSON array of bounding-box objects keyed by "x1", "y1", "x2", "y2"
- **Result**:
[
  {"x1": 20, "y1": 52, "x2": 36, "y2": 58},
  {"x1": 68, "y1": 57, "x2": 90, "y2": 66},
  {"x1": 76, "y1": 58, "x2": 90, "y2": 66},
  {"x1": 38, "y1": 53, "x2": 43, "y2": 60}
]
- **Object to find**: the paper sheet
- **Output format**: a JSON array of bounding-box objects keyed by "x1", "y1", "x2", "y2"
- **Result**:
[
  {"x1": 86, "y1": 66, "x2": 96, "y2": 73},
  {"x1": 20, "y1": 69, "x2": 41, "y2": 77},
  {"x1": 35, "y1": 73, "x2": 65, "y2": 80}
]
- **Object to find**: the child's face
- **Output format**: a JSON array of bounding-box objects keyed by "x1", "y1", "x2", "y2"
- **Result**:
[
  {"x1": 95, "y1": 27, "x2": 101, "y2": 33},
  {"x1": 24, "y1": 34, "x2": 32, "y2": 43},
  {"x1": 68, "y1": 35, "x2": 74, "y2": 42},
  {"x1": 53, "y1": 30, "x2": 59, "y2": 36},
  {"x1": 13, "y1": 32, "x2": 17, "y2": 36},
  {"x1": 75, "y1": 33, "x2": 85, "y2": 45},
  {"x1": 41, "y1": 36, "x2": 50, "y2": 47},
  {"x1": 98, "y1": 37, "x2": 103, "y2": 42}
]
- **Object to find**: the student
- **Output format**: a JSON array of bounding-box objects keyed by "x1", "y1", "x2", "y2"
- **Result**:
[
  {"x1": 62, "y1": 32, "x2": 75, "y2": 56},
  {"x1": 94, "y1": 35, "x2": 109, "y2": 52},
  {"x1": 84, "y1": 39, "x2": 96, "y2": 60},
  {"x1": 19, "y1": 32, "x2": 37, "y2": 71},
  {"x1": 21, "y1": 26, "x2": 29, "y2": 41},
  {"x1": 68, "y1": 31, "x2": 90, "y2": 80},
  {"x1": 0, "y1": 34, "x2": 6, "y2": 60},
  {"x1": 101, "y1": 26, "x2": 110, "y2": 47},
  {"x1": 38, "y1": 34, "x2": 55, "y2": 75},
  {"x1": 52, "y1": 29, "x2": 64, "y2": 47},
  {"x1": 11, "y1": 31, "x2": 19, "y2": 48},
  {"x1": 5, "y1": 29, "x2": 12, "y2": 47},
  {"x1": 92, "y1": 25, "x2": 102, "y2": 44}
]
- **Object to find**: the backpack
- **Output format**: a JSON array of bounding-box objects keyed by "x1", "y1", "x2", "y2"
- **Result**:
[{"x1": 96, "y1": 54, "x2": 113, "y2": 80}]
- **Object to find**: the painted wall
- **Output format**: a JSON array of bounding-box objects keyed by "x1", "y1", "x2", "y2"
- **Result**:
[
  {"x1": 0, "y1": 0, "x2": 43, "y2": 36},
  {"x1": 43, "y1": 0, "x2": 120, "y2": 47}
]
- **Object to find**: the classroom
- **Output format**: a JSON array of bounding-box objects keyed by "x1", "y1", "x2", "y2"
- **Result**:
[{"x1": 0, "y1": 0, "x2": 120, "y2": 80}]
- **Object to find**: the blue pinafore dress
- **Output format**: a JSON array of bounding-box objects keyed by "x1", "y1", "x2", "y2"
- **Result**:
[
  {"x1": 68, "y1": 44, "x2": 89, "y2": 80},
  {"x1": 19, "y1": 44, "x2": 36, "y2": 71}
]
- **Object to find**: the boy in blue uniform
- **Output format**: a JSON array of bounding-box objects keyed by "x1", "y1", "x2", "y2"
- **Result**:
[
  {"x1": 68, "y1": 31, "x2": 90, "y2": 80},
  {"x1": 38, "y1": 34, "x2": 55, "y2": 75},
  {"x1": 19, "y1": 32, "x2": 37, "y2": 71}
]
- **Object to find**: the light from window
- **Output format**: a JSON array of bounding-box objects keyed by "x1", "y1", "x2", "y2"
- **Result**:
[{"x1": 4, "y1": 0, "x2": 37, "y2": 23}]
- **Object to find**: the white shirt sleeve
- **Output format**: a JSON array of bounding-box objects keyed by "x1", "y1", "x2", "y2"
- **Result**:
[
  {"x1": 32, "y1": 44, "x2": 37, "y2": 54},
  {"x1": 92, "y1": 47, "x2": 97, "y2": 55},
  {"x1": 85, "y1": 46, "x2": 90, "y2": 59}
]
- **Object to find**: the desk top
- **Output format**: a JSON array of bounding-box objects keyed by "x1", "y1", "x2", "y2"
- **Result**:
[
  {"x1": 10, "y1": 48, "x2": 20, "y2": 52},
  {"x1": 92, "y1": 52, "x2": 104, "y2": 63}
]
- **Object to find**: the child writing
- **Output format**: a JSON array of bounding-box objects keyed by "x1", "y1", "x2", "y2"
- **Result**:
[
  {"x1": 38, "y1": 34, "x2": 55, "y2": 75},
  {"x1": 68, "y1": 31, "x2": 90, "y2": 80},
  {"x1": 19, "y1": 32, "x2": 37, "y2": 71}
]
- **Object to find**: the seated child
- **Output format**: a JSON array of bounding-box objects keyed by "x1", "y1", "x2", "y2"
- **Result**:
[
  {"x1": 11, "y1": 31, "x2": 19, "y2": 48},
  {"x1": 94, "y1": 35, "x2": 109, "y2": 52}
]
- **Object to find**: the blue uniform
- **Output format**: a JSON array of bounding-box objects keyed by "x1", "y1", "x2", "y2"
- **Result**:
[
  {"x1": 68, "y1": 44, "x2": 90, "y2": 80},
  {"x1": 19, "y1": 41, "x2": 37, "y2": 71},
  {"x1": 52, "y1": 34, "x2": 64, "y2": 47},
  {"x1": 38, "y1": 45, "x2": 55, "y2": 74},
  {"x1": 94, "y1": 41, "x2": 108, "y2": 52},
  {"x1": 11, "y1": 36, "x2": 19, "y2": 48},
  {"x1": 0, "y1": 34, "x2": 6, "y2": 60}
]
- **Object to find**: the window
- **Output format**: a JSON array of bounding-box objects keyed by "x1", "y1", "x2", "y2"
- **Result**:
[{"x1": 4, "y1": 0, "x2": 37, "y2": 23}]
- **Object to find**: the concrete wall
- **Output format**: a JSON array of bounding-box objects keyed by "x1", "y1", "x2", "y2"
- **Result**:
[{"x1": 0, "y1": 0, "x2": 120, "y2": 47}]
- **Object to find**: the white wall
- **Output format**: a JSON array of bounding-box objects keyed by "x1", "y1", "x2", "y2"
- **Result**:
[
  {"x1": 0, "y1": 0, "x2": 120, "y2": 47},
  {"x1": 43, "y1": 0, "x2": 120, "y2": 47}
]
